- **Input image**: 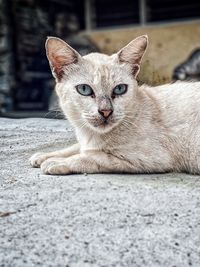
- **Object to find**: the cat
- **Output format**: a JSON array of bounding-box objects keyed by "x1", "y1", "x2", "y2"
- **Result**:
[{"x1": 30, "y1": 35, "x2": 200, "y2": 175}]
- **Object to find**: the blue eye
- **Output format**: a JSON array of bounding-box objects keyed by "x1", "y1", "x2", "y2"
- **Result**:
[
  {"x1": 76, "y1": 84, "x2": 94, "y2": 96},
  {"x1": 113, "y1": 84, "x2": 128, "y2": 96}
]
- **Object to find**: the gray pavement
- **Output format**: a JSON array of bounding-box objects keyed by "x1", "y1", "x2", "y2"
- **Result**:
[{"x1": 0, "y1": 118, "x2": 200, "y2": 267}]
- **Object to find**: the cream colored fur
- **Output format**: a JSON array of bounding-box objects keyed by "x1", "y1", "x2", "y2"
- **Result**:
[{"x1": 30, "y1": 35, "x2": 200, "y2": 175}]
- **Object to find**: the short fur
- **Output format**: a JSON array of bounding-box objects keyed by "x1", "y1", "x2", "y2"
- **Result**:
[{"x1": 30, "y1": 35, "x2": 200, "y2": 175}]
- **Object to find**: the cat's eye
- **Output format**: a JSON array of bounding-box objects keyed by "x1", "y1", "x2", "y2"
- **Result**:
[
  {"x1": 76, "y1": 84, "x2": 94, "y2": 96},
  {"x1": 112, "y1": 84, "x2": 128, "y2": 96}
]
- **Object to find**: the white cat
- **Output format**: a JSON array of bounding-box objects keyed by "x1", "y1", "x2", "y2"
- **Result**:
[{"x1": 30, "y1": 35, "x2": 200, "y2": 175}]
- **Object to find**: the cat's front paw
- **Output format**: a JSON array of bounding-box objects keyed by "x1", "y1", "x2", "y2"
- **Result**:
[
  {"x1": 41, "y1": 158, "x2": 70, "y2": 175},
  {"x1": 29, "y1": 152, "x2": 50, "y2": 167}
]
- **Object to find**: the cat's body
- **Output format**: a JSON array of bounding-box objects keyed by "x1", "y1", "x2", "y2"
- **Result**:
[{"x1": 30, "y1": 36, "x2": 200, "y2": 175}]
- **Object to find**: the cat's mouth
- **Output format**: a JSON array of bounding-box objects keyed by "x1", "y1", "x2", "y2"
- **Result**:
[
  {"x1": 93, "y1": 120, "x2": 110, "y2": 128},
  {"x1": 87, "y1": 117, "x2": 117, "y2": 132}
]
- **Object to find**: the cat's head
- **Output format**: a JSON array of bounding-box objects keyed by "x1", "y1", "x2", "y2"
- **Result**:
[{"x1": 46, "y1": 35, "x2": 148, "y2": 133}]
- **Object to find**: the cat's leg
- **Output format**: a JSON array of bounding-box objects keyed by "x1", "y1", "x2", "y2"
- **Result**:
[
  {"x1": 29, "y1": 143, "x2": 80, "y2": 167},
  {"x1": 40, "y1": 151, "x2": 135, "y2": 175}
]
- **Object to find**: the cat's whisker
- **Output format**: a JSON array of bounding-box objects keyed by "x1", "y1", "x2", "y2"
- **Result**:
[
  {"x1": 121, "y1": 121, "x2": 132, "y2": 131},
  {"x1": 122, "y1": 118, "x2": 139, "y2": 129},
  {"x1": 72, "y1": 117, "x2": 84, "y2": 122},
  {"x1": 82, "y1": 113, "x2": 94, "y2": 118},
  {"x1": 83, "y1": 113, "x2": 96, "y2": 116},
  {"x1": 79, "y1": 122, "x2": 88, "y2": 131},
  {"x1": 82, "y1": 116, "x2": 95, "y2": 120}
]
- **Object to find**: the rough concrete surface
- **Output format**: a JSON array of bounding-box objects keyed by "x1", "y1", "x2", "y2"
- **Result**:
[{"x1": 0, "y1": 117, "x2": 200, "y2": 267}]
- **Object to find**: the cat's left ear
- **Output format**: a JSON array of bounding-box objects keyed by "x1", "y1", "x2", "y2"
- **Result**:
[
  {"x1": 45, "y1": 37, "x2": 81, "y2": 82},
  {"x1": 117, "y1": 35, "x2": 148, "y2": 77}
]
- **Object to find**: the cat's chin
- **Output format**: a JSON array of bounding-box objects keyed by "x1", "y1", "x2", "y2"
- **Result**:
[{"x1": 88, "y1": 121, "x2": 118, "y2": 134}]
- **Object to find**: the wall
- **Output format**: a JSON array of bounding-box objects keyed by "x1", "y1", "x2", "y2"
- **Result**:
[{"x1": 87, "y1": 21, "x2": 200, "y2": 85}]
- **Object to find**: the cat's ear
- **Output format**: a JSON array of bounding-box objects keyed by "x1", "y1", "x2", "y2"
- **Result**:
[
  {"x1": 45, "y1": 37, "x2": 81, "y2": 82},
  {"x1": 117, "y1": 35, "x2": 148, "y2": 77}
]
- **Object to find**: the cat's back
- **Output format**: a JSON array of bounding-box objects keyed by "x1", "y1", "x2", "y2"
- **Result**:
[
  {"x1": 144, "y1": 81, "x2": 200, "y2": 135},
  {"x1": 146, "y1": 81, "x2": 200, "y2": 114},
  {"x1": 152, "y1": 81, "x2": 200, "y2": 98},
  {"x1": 142, "y1": 82, "x2": 200, "y2": 172}
]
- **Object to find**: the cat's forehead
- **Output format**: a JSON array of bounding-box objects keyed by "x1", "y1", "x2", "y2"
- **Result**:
[
  {"x1": 83, "y1": 52, "x2": 113, "y2": 63},
  {"x1": 82, "y1": 52, "x2": 127, "y2": 85}
]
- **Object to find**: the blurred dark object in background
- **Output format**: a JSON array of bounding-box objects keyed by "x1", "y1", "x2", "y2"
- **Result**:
[
  {"x1": 0, "y1": 0, "x2": 15, "y2": 114},
  {"x1": 13, "y1": 0, "x2": 52, "y2": 112},
  {"x1": 0, "y1": 0, "x2": 98, "y2": 118},
  {"x1": 88, "y1": 0, "x2": 200, "y2": 29},
  {"x1": 172, "y1": 49, "x2": 200, "y2": 81},
  {"x1": 55, "y1": 13, "x2": 98, "y2": 56}
]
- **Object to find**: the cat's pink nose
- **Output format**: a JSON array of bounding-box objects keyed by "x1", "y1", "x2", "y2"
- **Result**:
[{"x1": 98, "y1": 109, "x2": 113, "y2": 119}]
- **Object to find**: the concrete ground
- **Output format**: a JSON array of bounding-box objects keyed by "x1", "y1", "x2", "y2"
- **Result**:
[{"x1": 0, "y1": 118, "x2": 200, "y2": 267}]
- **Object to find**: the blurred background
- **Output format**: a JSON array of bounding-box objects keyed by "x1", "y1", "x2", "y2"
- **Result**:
[{"x1": 0, "y1": 0, "x2": 200, "y2": 118}]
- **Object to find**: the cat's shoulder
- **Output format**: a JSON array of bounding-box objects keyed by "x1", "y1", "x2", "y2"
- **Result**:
[
  {"x1": 139, "y1": 81, "x2": 200, "y2": 92},
  {"x1": 139, "y1": 81, "x2": 200, "y2": 103}
]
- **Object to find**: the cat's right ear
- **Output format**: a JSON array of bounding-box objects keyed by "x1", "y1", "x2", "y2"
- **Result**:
[
  {"x1": 45, "y1": 37, "x2": 81, "y2": 82},
  {"x1": 117, "y1": 35, "x2": 148, "y2": 77}
]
